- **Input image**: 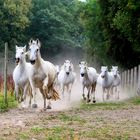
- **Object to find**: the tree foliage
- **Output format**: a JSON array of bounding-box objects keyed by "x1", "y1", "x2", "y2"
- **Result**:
[
  {"x1": 0, "y1": 0, "x2": 31, "y2": 50},
  {"x1": 80, "y1": 0, "x2": 140, "y2": 68},
  {"x1": 0, "y1": 0, "x2": 83, "y2": 53}
]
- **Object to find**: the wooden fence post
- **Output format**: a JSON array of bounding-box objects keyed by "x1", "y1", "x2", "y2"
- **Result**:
[
  {"x1": 130, "y1": 68, "x2": 134, "y2": 92},
  {"x1": 127, "y1": 70, "x2": 130, "y2": 88},
  {"x1": 4, "y1": 43, "x2": 8, "y2": 106},
  {"x1": 124, "y1": 71, "x2": 127, "y2": 89},
  {"x1": 138, "y1": 65, "x2": 140, "y2": 86},
  {"x1": 134, "y1": 67, "x2": 137, "y2": 93}
]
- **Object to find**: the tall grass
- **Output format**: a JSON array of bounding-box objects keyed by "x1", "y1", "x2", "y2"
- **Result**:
[{"x1": 0, "y1": 73, "x2": 17, "y2": 112}]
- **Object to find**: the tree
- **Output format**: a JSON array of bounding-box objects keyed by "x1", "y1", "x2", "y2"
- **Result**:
[
  {"x1": 26, "y1": 0, "x2": 83, "y2": 54},
  {"x1": 0, "y1": 0, "x2": 31, "y2": 50}
]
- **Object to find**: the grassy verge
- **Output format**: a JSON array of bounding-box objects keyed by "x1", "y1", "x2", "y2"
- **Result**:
[
  {"x1": 0, "y1": 94, "x2": 17, "y2": 112},
  {"x1": 79, "y1": 96, "x2": 140, "y2": 111}
]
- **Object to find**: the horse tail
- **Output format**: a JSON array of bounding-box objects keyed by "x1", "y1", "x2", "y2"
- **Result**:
[{"x1": 47, "y1": 84, "x2": 60, "y2": 100}]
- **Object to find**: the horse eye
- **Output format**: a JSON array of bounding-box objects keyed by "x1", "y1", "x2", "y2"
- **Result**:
[
  {"x1": 28, "y1": 48, "x2": 31, "y2": 51},
  {"x1": 22, "y1": 52, "x2": 24, "y2": 54},
  {"x1": 36, "y1": 49, "x2": 39, "y2": 52}
]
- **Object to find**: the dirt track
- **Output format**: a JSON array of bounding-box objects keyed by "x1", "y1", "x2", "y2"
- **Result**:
[{"x1": 0, "y1": 97, "x2": 140, "y2": 140}]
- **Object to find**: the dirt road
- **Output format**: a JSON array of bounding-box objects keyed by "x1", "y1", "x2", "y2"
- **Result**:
[{"x1": 0, "y1": 96, "x2": 140, "y2": 140}]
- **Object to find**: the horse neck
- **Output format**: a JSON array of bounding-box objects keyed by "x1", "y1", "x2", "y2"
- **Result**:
[
  {"x1": 104, "y1": 72, "x2": 109, "y2": 81},
  {"x1": 18, "y1": 58, "x2": 26, "y2": 67},
  {"x1": 34, "y1": 52, "x2": 43, "y2": 68},
  {"x1": 84, "y1": 71, "x2": 89, "y2": 80}
]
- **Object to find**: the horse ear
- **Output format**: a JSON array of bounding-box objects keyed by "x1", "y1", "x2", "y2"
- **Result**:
[
  {"x1": 79, "y1": 62, "x2": 81, "y2": 67},
  {"x1": 15, "y1": 45, "x2": 19, "y2": 50},
  {"x1": 29, "y1": 39, "x2": 33, "y2": 45},
  {"x1": 23, "y1": 45, "x2": 26, "y2": 52},
  {"x1": 36, "y1": 39, "x2": 41, "y2": 48}
]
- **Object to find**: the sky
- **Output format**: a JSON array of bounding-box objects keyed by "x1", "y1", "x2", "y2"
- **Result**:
[{"x1": 78, "y1": 0, "x2": 86, "y2": 2}]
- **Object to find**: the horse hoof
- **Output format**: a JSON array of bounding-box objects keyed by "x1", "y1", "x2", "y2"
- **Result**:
[
  {"x1": 87, "y1": 99, "x2": 91, "y2": 103},
  {"x1": 43, "y1": 108, "x2": 47, "y2": 111},
  {"x1": 83, "y1": 97, "x2": 86, "y2": 101},
  {"x1": 93, "y1": 100, "x2": 96, "y2": 103},
  {"x1": 47, "y1": 105, "x2": 52, "y2": 109},
  {"x1": 32, "y1": 104, "x2": 38, "y2": 108}
]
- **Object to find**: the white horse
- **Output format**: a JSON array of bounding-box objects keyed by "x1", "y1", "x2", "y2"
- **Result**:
[
  {"x1": 97, "y1": 66, "x2": 114, "y2": 101},
  {"x1": 58, "y1": 60, "x2": 76, "y2": 100},
  {"x1": 27, "y1": 39, "x2": 59, "y2": 110},
  {"x1": 110, "y1": 66, "x2": 121, "y2": 99},
  {"x1": 79, "y1": 61, "x2": 98, "y2": 103},
  {"x1": 54, "y1": 65, "x2": 61, "y2": 89},
  {"x1": 13, "y1": 45, "x2": 33, "y2": 107}
]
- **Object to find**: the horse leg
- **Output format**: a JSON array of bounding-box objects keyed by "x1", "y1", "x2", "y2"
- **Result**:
[
  {"x1": 116, "y1": 87, "x2": 120, "y2": 100},
  {"x1": 106, "y1": 88, "x2": 110, "y2": 100},
  {"x1": 67, "y1": 83, "x2": 73, "y2": 101},
  {"x1": 40, "y1": 88, "x2": 47, "y2": 110},
  {"x1": 28, "y1": 86, "x2": 33, "y2": 108},
  {"x1": 82, "y1": 85, "x2": 86, "y2": 100},
  {"x1": 15, "y1": 85, "x2": 20, "y2": 102},
  {"x1": 92, "y1": 83, "x2": 96, "y2": 103},
  {"x1": 87, "y1": 86, "x2": 91, "y2": 103},
  {"x1": 102, "y1": 88, "x2": 105, "y2": 102},
  {"x1": 21, "y1": 84, "x2": 29, "y2": 108},
  {"x1": 29, "y1": 80, "x2": 37, "y2": 108},
  {"x1": 61, "y1": 84, "x2": 65, "y2": 99}
]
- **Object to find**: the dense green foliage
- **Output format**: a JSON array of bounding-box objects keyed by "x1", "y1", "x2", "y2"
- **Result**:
[
  {"x1": 0, "y1": 0, "x2": 31, "y2": 50},
  {"x1": 0, "y1": 0, "x2": 83, "y2": 54},
  {"x1": 0, "y1": 0, "x2": 139, "y2": 68},
  {"x1": 80, "y1": 0, "x2": 140, "y2": 68}
]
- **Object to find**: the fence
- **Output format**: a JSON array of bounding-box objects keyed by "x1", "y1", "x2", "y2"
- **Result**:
[{"x1": 121, "y1": 65, "x2": 140, "y2": 96}]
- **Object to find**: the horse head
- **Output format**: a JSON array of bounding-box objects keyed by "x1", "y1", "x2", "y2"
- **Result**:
[
  {"x1": 101, "y1": 66, "x2": 108, "y2": 78},
  {"x1": 64, "y1": 60, "x2": 72, "y2": 75},
  {"x1": 55, "y1": 65, "x2": 60, "y2": 75},
  {"x1": 15, "y1": 45, "x2": 26, "y2": 65},
  {"x1": 111, "y1": 66, "x2": 119, "y2": 78},
  {"x1": 28, "y1": 39, "x2": 41, "y2": 65},
  {"x1": 79, "y1": 61, "x2": 88, "y2": 77}
]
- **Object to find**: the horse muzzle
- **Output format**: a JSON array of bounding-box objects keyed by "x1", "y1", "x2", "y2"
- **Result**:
[
  {"x1": 101, "y1": 75, "x2": 105, "y2": 78},
  {"x1": 30, "y1": 60, "x2": 36, "y2": 65},
  {"x1": 66, "y1": 72, "x2": 69, "y2": 75},
  {"x1": 81, "y1": 73, "x2": 84, "y2": 77},
  {"x1": 15, "y1": 58, "x2": 20, "y2": 65}
]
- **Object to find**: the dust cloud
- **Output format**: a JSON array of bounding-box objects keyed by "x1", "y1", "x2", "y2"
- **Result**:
[{"x1": 9, "y1": 47, "x2": 134, "y2": 111}]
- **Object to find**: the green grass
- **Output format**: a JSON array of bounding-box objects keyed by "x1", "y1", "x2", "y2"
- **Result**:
[
  {"x1": 0, "y1": 95, "x2": 18, "y2": 112},
  {"x1": 29, "y1": 125, "x2": 75, "y2": 140},
  {"x1": 31, "y1": 126, "x2": 45, "y2": 133},
  {"x1": 79, "y1": 97, "x2": 140, "y2": 111},
  {"x1": 80, "y1": 101, "x2": 126, "y2": 110},
  {"x1": 19, "y1": 133, "x2": 29, "y2": 139},
  {"x1": 58, "y1": 113, "x2": 86, "y2": 124}
]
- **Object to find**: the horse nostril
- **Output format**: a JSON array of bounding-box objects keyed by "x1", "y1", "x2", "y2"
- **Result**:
[
  {"x1": 101, "y1": 75, "x2": 105, "y2": 78},
  {"x1": 15, "y1": 58, "x2": 20, "y2": 64},
  {"x1": 81, "y1": 73, "x2": 84, "y2": 77},
  {"x1": 66, "y1": 72, "x2": 69, "y2": 75},
  {"x1": 30, "y1": 60, "x2": 35, "y2": 65}
]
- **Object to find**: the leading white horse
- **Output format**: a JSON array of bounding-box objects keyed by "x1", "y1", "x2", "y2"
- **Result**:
[
  {"x1": 27, "y1": 39, "x2": 59, "y2": 110},
  {"x1": 79, "y1": 61, "x2": 98, "y2": 103},
  {"x1": 110, "y1": 66, "x2": 121, "y2": 99},
  {"x1": 97, "y1": 66, "x2": 114, "y2": 101},
  {"x1": 13, "y1": 45, "x2": 32, "y2": 107},
  {"x1": 58, "y1": 60, "x2": 76, "y2": 100}
]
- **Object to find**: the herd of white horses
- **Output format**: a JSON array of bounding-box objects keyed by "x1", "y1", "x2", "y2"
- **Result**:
[{"x1": 12, "y1": 39, "x2": 121, "y2": 110}]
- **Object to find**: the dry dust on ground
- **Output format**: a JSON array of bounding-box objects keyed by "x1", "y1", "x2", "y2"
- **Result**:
[{"x1": 0, "y1": 80, "x2": 139, "y2": 140}]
